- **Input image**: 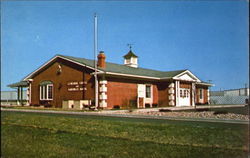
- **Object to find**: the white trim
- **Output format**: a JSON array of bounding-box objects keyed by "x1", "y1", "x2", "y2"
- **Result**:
[
  {"x1": 99, "y1": 80, "x2": 107, "y2": 84},
  {"x1": 99, "y1": 100, "x2": 107, "y2": 107},
  {"x1": 100, "y1": 86, "x2": 107, "y2": 92},
  {"x1": 173, "y1": 70, "x2": 201, "y2": 82},
  {"x1": 168, "y1": 82, "x2": 175, "y2": 106},
  {"x1": 145, "y1": 84, "x2": 153, "y2": 107},
  {"x1": 207, "y1": 89, "x2": 210, "y2": 103},
  {"x1": 168, "y1": 89, "x2": 174, "y2": 94},
  {"x1": 106, "y1": 72, "x2": 160, "y2": 80},
  {"x1": 47, "y1": 84, "x2": 53, "y2": 100},
  {"x1": 40, "y1": 84, "x2": 53, "y2": 101},
  {"x1": 23, "y1": 55, "x2": 103, "y2": 81},
  {"x1": 169, "y1": 95, "x2": 175, "y2": 100},
  {"x1": 191, "y1": 83, "x2": 195, "y2": 106},
  {"x1": 196, "y1": 82, "x2": 214, "y2": 86},
  {"x1": 21, "y1": 55, "x2": 210, "y2": 87},
  {"x1": 175, "y1": 81, "x2": 180, "y2": 106},
  {"x1": 99, "y1": 93, "x2": 107, "y2": 100},
  {"x1": 198, "y1": 88, "x2": 204, "y2": 103}
]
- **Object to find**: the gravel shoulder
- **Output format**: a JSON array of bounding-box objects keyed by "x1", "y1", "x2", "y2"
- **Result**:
[{"x1": 110, "y1": 110, "x2": 249, "y2": 121}]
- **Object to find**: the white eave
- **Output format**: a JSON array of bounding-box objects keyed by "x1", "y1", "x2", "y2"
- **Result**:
[
  {"x1": 196, "y1": 82, "x2": 214, "y2": 87},
  {"x1": 21, "y1": 56, "x2": 210, "y2": 86},
  {"x1": 105, "y1": 72, "x2": 161, "y2": 80}
]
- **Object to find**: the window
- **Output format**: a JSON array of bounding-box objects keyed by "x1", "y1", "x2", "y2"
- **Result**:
[
  {"x1": 180, "y1": 89, "x2": 190, "y2": 98},
  {"x1": 146, "y1": 85, "x2": 151, "y2": 98},
  {"x1": 184, "y1": 90, "x2": 186, "y2": 97},
  {"x1": 199, "y1": 89, "x2": 203, "y2": 99},
  {"x1": 40, "y1": 81, "x2": 53, "y2": 100},
  {"x1": 125, "y1": 59, "x2": 130, "y2": 64}
]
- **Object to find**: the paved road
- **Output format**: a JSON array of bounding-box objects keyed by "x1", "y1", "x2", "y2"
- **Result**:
[{"x1": 1, "y1": 108, "x2": 249, "y2": 125}]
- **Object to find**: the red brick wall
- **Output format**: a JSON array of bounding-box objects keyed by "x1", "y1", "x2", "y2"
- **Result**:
[
  {"x1": 157, "y1": 82, "x2": 171, "y2": 107},
  {"x1": 195, "y1": 85, "x2": 208, "y2": 104},
  {"x1": 30, "y1": 58, "x2": 95, "y2": 107},
  {"x1": 106, "y1": 77, "x2": 158, "y2": 109},
  {"x1": 106, "y1": 78, "x2": 137, "y2": 109},
  {"x1": 152, "y1": 84, "x2": 158, "y2": 105}
]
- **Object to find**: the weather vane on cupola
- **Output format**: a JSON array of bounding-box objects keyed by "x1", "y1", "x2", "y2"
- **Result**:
[{"x1": 127, "y1": 44, "x2": 133, "y2": 51}]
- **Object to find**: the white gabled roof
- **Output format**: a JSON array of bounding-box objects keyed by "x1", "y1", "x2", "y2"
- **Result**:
[{"x1": 172, "y1": 70, "x2": 201, "y2": 82}]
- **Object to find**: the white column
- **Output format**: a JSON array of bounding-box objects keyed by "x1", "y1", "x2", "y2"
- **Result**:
[
  {"x1": 175, "y1": 81, "x2": 180, "y2": 106},
  {"x1": 27, "y1": 79, "x2": 33, "y2": 106},
  {"x1": 191, "y1": 83, "x2": 195, "y2": 106},
  {"x1": 207, "y1": 89, "x2": 210, "y2": 104}
]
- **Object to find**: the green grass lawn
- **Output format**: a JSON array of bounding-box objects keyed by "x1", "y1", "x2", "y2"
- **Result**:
[{"x1": 1, "y1": 111, "x2": 249, "y2": 158}]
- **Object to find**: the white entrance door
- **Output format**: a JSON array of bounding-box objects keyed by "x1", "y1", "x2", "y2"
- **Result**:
[
  {"x1": 178, "y1": 88, "x2": 190, "y2": 106},
  {"x1": 137, "y1": 84, "x2": 145, "y2": 108}
]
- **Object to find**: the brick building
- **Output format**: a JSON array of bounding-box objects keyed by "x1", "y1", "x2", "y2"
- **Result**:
[{"x1": 9, "y1": 50, "x2": 212, "y2": 109}]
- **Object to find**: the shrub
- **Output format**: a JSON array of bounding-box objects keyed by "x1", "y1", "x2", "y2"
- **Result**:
[
  {"x1": 213, "y1": 110, "x2": 228, "y2": 115},
  {"x1": 159, "y1": 109, "x2": 172, "y2": 112},
  {"x1": 44, "y1": 104, "x2": 52, "y2": 108},
  {"x1": 32, "y1": 104, "x2": 40, "y2": 107},
  {"x1": 113, "y1": 105, "x2": 120, "y2": 109},
  {"x1": 145, "y1": 104, "x2": 151, "y2": 108},
  {"x1": 152, "y1": 104, "x2": 158, "y2": 107}
]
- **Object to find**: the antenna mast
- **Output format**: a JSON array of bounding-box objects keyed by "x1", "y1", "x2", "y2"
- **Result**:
[{"x1": 94, "y1": 13, "x2": 98, "y2": 110}]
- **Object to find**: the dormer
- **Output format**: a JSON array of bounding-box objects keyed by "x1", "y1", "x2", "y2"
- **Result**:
[{"x1": 123, "y1": 50, "x2": 138, "y2": 68}]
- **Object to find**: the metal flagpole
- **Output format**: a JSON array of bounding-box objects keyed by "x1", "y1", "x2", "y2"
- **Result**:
[{"x1": 94, "y1": 13, "x2": 98, "y2": 110}]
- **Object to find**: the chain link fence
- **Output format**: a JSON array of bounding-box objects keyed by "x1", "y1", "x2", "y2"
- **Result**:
[{"x1": 210, "y1": 96, "x2": 248, "y2": 105}]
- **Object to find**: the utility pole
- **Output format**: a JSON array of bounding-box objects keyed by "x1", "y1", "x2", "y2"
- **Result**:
[{"x1": 94, "y1": 13, "x2": 98, "y2": 110}]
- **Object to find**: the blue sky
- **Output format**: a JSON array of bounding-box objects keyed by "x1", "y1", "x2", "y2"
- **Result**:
[{"x1": 1, "y1": 0, "x2": 249, "y2": 91}]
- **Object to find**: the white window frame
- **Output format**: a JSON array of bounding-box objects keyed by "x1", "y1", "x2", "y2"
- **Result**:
[
  {"x1": 40, "y1": 84, "x2": 53, "y2": 100},
  {"x1": 145, "y1": 85, "x2": 152, "y2": 98},
  {"x1": 199, "y1": 88, "x2": 203, "y2": 100}
]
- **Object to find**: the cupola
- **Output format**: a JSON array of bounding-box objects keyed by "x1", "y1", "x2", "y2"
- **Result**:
[{"x1": 123, "y1": 50, "x2": 138, "y2": 68}]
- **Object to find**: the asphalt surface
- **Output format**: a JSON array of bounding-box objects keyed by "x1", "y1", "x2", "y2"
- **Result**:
[{"x1": 1, "y1": 108, "x2": 249, "y2": 125}]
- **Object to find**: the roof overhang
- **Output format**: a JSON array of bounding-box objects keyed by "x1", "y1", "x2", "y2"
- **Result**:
[
  {"x1": 104, "y1": 72, "x2": 161, "y2": 80},
  {"x1": 23, "y1": 55, "x2": 103, "y2": 81},
  {"x1": 19, "y1": 55, "x2": 211, "y2": 86},
  {"x1": 196, "y1": 82, "x2": 214, "y2": 87},
  {"x1": 8, "y1": 81, "x2": 28, "y2": 88}
]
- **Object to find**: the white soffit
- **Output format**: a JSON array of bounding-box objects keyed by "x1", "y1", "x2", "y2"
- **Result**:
[{"x1": 173, "y1": 70, "x2": 201, "y2": 82}]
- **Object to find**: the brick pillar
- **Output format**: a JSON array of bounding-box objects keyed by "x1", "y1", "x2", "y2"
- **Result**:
[
  {"x1": 99, "y1": 80, "x2": 107, "y2": 108},
  {"x1": 168, "y1": 83, "x2": 175, "y2": 106}
]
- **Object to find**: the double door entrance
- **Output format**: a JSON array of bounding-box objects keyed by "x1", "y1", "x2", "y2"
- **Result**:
[{"x1": 178, "y1": 88, "x2": 190, "y2": 106}]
